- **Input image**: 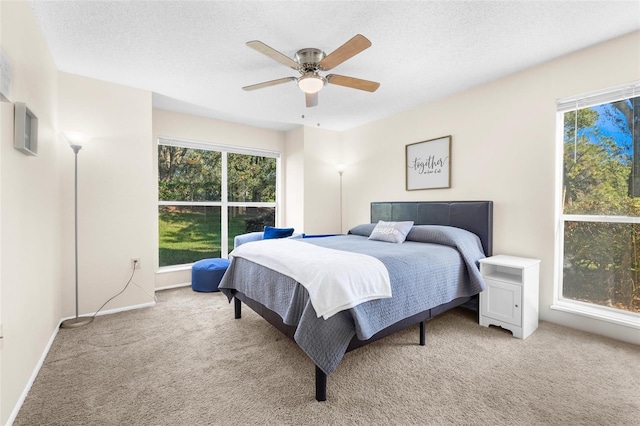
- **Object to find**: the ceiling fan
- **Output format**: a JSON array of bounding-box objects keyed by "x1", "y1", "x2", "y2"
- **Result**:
[{"x1": 242, "y1": 34, "x2": 380, "y2": 108}]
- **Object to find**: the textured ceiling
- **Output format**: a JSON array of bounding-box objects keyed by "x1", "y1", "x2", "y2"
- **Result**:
[{"x1": 29, "y1": 1, "x2": 640, "y2": 132}]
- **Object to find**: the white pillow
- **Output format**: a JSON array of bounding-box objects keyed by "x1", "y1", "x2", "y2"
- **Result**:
[{"x1": 368, "y1": 220, "x2": 414, "y2": 244}]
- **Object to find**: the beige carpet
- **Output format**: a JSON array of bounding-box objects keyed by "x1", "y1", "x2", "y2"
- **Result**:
[{"x1": 15, "y1": 287, "x2": 640, "y2": 425}]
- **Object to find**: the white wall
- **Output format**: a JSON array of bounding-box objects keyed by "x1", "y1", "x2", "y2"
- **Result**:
[
  {"x1": 58, "y1": 72, "x2": 155, "y2": 318},
  {"x1": 284, "y1": 127, "x2": 305, "y2": 232},
  {"x1": 283, "y1": 126, "x2": 343, "y2": 235},
  {"x1": 0, "y1": 1, "x2": 61, "y2": 423},
  {"x1": 340, "y1": 31, "x2": 640, "y2": 344},
  {"x1": 300, "y1": 127, "x2": 343, "y2": 234}
]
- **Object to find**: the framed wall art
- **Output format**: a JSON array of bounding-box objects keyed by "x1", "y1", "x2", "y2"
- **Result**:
[
  {"x1": 14, "y1": 102, "x2": 38, "y2": 156},
  {"x1": 406, "y1": 135, "x2": 451, "y2": 190}
]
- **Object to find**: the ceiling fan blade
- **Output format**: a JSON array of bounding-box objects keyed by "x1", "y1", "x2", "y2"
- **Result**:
[
  {"x1": 246, "y1": 40, "x2": 300, "y2": 70},
  {"x1": 326, "y1": 74, "x2": 380, "y2": 92},
  {"x1": 305, "y1": 92, "x2": 318, "y2": 108},
  {"x1": 318, "y1": 34, "x2": 372, "y2": 71},
  {"x1": 242, "y1": 77, "x2": 297, "y2": 91}
]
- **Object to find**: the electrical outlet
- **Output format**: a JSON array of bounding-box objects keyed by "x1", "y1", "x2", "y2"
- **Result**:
[{"x1": 131, "y1": 258, "x2": 141, "y2": 269}]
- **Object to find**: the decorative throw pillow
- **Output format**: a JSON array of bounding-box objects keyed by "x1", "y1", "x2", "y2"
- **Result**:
[
  {"x1": 368, "y1": 220, "x2": 414, "y2": 244},
  {"x1": 263, "y1": 226, "x2": 295, "y2": 240}
]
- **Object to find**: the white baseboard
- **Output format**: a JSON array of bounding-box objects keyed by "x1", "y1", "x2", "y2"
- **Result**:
[
  {"x1": 155, "y1": 282, "x2": 191, "y2": 291},
  {"x1": 91, "y1": 300, "x2": 156, "y2": 317},
  {"x1": 6, "y1": 300, "x2": 156, "y2": 426}
]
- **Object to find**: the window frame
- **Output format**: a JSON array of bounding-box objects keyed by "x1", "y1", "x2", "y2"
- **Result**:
[
  {"x1": 553, "y1": 81, "x2": 640, "y2": 329},
  {"x1": 157, "y1": 137, "x2": 281, "y2": 270}
]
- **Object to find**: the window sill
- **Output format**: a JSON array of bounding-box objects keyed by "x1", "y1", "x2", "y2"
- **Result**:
[{"x1": 550, "y1": 301, "x2": 640, "y2": 330}]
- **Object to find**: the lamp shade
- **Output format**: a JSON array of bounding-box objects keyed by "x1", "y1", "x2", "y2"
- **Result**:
[
  {"x1": 63, "y1": 131, "x2": 91, "y2": 146},
  {"x1": 298, "y1": 75, "x2": 326, "y2": 94}
]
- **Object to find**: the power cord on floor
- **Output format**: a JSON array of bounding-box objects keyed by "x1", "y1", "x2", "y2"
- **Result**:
[{"x1": 91, "y1": 259, "x2": 157, "y2": 319}]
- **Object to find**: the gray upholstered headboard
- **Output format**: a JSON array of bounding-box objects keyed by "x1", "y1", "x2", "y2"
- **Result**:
[{"x1": 371, "y1": 201, "x2": 493, "y2": 256}]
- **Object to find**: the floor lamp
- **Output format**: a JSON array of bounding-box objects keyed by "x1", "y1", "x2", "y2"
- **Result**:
[
  {"x1": 336, "y1": 164, "x2": 345, "y2": 233},
  {"x1": 61, "y1": 132, "x2": 93, "y2": 329}
]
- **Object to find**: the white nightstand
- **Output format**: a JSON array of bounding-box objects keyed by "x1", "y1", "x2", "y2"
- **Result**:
[{"x1": 478, "y1": 255, "x2": 540, "y2": 339}]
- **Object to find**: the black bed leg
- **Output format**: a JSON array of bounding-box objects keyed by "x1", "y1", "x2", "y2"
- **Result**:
[
  {"x1": 419, "y1": 321, "x2": 426, "y2": 346},
  {"x1": 315, "y1": 366, "x2": 327, "y2": 402},
  {"x1": 234, "y1": 297, "x2": 242, "y2": 319}
]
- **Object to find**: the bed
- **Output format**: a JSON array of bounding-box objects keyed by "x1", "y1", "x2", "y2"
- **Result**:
[{"x1": 219, "y1": 200, "x2": 493, "y2": 401}]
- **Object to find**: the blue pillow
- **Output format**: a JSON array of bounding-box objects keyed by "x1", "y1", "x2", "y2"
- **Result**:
[{"x1": 263, "y1": 226, "x2": 295, "y2": 240}]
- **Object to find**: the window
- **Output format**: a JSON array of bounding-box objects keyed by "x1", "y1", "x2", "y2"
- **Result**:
[
  {"x1": 158, "y1": 138, "x2": 279, "y2": 268},
  {"x1": 556, "y1": 82, "x2": 640, "y2": 323}
]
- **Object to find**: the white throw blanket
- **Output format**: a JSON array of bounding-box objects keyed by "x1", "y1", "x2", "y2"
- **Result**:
[{"x1": 230, "y1": 238, "x2": 392, "y2": 319}]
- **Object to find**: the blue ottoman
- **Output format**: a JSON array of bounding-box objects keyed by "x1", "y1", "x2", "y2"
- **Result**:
[{"x1": 191, "y1": 258, "x2": 230, "y2": 292}]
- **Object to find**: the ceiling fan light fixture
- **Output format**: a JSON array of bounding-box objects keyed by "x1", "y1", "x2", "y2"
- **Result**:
[
  {"x1": 244, "y1": 35, "x2": 378, "y2": 107},
  {"x1": 297, "y1": 74, "x2": 326, "y2": 94}
]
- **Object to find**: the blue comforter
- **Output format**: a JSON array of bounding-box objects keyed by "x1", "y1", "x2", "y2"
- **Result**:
[{"x1": 219, "y1": 225, "x2": 486, "y2": 375}]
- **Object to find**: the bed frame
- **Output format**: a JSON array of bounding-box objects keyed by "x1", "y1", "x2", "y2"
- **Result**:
[{"x1": 229, "y1": 201, "x2": 493, "y2": 401}]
